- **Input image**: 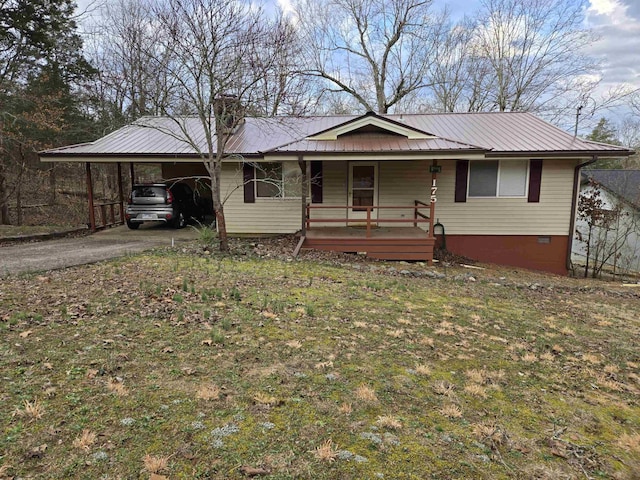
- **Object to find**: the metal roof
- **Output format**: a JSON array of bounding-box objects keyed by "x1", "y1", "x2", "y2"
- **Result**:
[
  {"x1": 582, "y1": 169, "x2": 640, "y2": 208},
  {"x1": 41, "y1": 111, "x2": 634, "y2": 159}
]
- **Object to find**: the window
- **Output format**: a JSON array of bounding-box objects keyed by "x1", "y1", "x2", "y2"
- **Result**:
[
  {"x1": 468, "y1": 160, "x2": 528, "y2": 198},
  {"x1": 255, "y1": 162, "x2": 301, "y2": 198}
]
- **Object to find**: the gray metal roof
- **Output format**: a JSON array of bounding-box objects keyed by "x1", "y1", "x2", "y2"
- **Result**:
[
  {"x1": 582, "y1": 169, "x2": 640, "y2": 208},
  {"x1": 41, "y1": 111, "x2": 633, "y2": 159}
]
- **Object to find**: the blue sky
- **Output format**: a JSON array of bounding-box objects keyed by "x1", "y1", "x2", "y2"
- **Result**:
[
  {"x1": 277, "y1": 0, "x2": 640, "y2": 93},
  {"x1": 75, "y1": 0, "x2": 640, "y2": 125}
]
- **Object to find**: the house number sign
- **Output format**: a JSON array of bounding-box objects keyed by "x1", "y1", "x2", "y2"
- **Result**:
[{"x1": 430, "y1": 179, "x2": 437, "y2": 203}]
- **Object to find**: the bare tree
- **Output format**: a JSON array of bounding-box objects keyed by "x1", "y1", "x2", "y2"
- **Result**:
[
  {"x1": 470, "y1": 0, "x2": 596, "y2": 114},
  {"x1": 295, "y1": 0, "x2": 447, "y2": 114},
  {"x1": 139, "y1": 0, "x2": 294, "y2": 252},
  {"x1": 576, "y1": 177, "x2": 640, "y2": 277},
  {"x1": 84, "y1": 0, "x2": 176, "y2": 129}
]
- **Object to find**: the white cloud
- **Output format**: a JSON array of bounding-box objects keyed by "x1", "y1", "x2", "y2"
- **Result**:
[
  {"x1": 584, "y1": 0, "x2": 640, "y2": 90},
  {"x1": 588, "y1": 0, "x2": 623, "y2": 17},
  {"x1": 277, "y1": 0, "x2": 296, "y2": 16}
]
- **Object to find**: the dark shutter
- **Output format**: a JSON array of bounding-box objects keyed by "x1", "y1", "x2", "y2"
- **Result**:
[
  {"x1": 528, "y1": 159, "x2": 543, "y2": 203},
  {"x1": 243, "y1": 163, "x2": 255, "y2": 203},
  {"x1": 310, "y1": 161, "x2": 323, "y2": 203},
  {"x1": 455, "y1": 160, "x2": 469, "y2": 203}
]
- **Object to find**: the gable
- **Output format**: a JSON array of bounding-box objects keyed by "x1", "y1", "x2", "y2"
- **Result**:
[{"x1": 307, "y1": 112, "x2": 435, "y2": 141}]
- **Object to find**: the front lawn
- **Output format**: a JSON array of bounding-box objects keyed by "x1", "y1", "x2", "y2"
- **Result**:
[{"x1": 1, "y1": 248, "x2": 638, "y2": 479}]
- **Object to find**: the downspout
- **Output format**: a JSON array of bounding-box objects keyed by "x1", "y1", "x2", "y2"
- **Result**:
[{"x1": 566, "y1": 155, "x2": 598, "y2": 272}]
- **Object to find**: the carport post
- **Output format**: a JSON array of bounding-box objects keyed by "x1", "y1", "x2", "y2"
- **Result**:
[
  {"x1": 86, "y1": 162, "x2": 96, "y2": 232},
  {"x1": 130, "y1": 162, "x2": 135, "y2": 189},
  {"x1": 117, "y1": 162, "x2": 124, "y2": 224}
]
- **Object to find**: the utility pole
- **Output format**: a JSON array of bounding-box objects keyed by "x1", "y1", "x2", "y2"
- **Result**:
[{"x1": 574, "y1": 105, "x2": 583, "y2": 137}]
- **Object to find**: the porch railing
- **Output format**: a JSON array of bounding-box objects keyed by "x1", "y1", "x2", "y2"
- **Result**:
[
  {"x1": 91, "y1": 201, "x2": 124, "y2": 230},
  {"x1": 306, "y1": 202, "x2": 432, "y2": 238}
]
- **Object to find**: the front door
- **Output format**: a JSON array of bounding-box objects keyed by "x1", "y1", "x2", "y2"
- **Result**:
[{"x1": 348, "y1": 162, "x2": 378, "y2": 221}]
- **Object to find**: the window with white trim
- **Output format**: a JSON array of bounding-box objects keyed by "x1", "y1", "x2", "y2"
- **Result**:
[
  {"x1": 255, "y1": 162, "x2": 302, "y2": 198},
  {"x1": 468, "y1": 160, "x2": 529, "y2": 197}
]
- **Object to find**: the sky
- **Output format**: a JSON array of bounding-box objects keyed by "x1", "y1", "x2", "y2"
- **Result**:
[
  {"x1": 276, "y1": 0, "x2": 640, "y2": 95},
  {"x1": 75, "y1": 0, "x2": 640, "y2": 124}
]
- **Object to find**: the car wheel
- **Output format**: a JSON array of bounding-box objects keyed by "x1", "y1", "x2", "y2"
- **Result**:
[
  {"x1": 174, "y1": 211, "x2": 186, "y2": 229},
  {"x1": 126, "y1": 220, "x2": 140, "y2": 230}
]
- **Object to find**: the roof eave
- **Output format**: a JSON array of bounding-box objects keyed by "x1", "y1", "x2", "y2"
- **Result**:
[{"x1": 486, "y1": 150, "x2": 634, "y2": 159}]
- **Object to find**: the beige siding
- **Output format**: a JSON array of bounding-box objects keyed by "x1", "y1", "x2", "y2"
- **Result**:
[
  {"x1": 221, "y1": 162, "x2": 301, "y2": 233},
  {"x1": 434, "y1": 159, "x2": 575, "y2": 235},
  {"x1": 378, "y1": 161, "x2": 430, "y2": 228},
  {"x1": 163, "y1": 159, "x2": 576, "y2": 236},
  {"x1": 309, "y1": 162, "x2": 348, "y2": 223}
]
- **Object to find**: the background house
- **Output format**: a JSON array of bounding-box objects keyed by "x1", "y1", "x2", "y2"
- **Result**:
[{"x1": 573, "y1": 170, "x2": 640, "y2": 276}]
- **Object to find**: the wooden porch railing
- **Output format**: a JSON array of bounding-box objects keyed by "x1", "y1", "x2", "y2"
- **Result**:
[
  {"x1": 306, "y1": 202, "x2": 431, "y2": 238},
  {"x1": 92, "y1": 201, "x2": 124, "y2": 230}
]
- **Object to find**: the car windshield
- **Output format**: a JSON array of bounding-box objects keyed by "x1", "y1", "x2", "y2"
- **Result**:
[{"x1": 132, "y1": 186, "x2": 165, "y2": 198}]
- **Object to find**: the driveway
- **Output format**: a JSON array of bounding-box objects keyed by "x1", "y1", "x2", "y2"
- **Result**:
[{"x1": 0, "y1": 223, "x2": 200, "y2": 277}]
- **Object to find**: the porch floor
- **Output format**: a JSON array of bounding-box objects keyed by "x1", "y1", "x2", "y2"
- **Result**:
[{"x1": 302, "y1": 227, "x2": 435, "y2": 262}]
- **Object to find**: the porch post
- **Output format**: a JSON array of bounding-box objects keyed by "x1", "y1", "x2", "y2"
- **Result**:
[
  {"x1": 429, "y1": 160, "x2": 438, "y2": 237},
  {"x1": 117, "y1": 162, "x2": 124, "y2": 224},
  {"x1": 129, "y1": 162, "x2": 135, "y2": 189},
  {"x1": 86, "y1": 162, "x2": 96, "y2": 232},
  {"x1": 298, "y1": 156, "x2": 307, "y2": 236}
]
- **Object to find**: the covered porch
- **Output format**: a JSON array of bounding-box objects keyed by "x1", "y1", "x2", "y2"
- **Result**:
[{"x1": 295, "y1": 157, "x2": 440, "y2": 262}]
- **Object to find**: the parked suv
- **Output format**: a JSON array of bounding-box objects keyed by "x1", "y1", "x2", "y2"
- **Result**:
[{"x1": 125, "y1": 182, "x2": 203, "y2": 229}]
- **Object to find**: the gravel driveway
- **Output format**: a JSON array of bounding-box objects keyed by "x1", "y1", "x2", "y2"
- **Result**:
[{"x1": 0, "y1": 223, "x2": 199, "y2": 277}]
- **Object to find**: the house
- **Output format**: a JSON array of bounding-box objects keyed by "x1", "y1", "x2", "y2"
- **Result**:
[
  {"x1": 572, "y1": 169, "x2": 640, "y2": 275},
  {"x1": 39, "y1": 111, "x2": 634, "y2": 275}
]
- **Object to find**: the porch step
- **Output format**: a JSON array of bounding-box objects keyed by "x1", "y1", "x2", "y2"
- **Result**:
[{"x1": 303, "y1": 236, "x2": 435, "y2": 262}]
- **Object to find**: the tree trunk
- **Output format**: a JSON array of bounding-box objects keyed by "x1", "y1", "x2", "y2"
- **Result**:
[
  {"x1": 49, "y1": 165, "x2": 57, "y2": 204},
  {"x1": 16, "y1": 181, "x2": 22, "y2": 226},
  {"x1": 209, "y1": 160, "x2": 229, "y2": 252},
  {"x1": 0, "y1": 165, "x2": 10, "y2": 225}
]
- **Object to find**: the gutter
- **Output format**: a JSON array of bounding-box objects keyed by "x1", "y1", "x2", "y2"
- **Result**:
[{"x1": 566, "y1": 155, "x2": 598, "y2": 272}]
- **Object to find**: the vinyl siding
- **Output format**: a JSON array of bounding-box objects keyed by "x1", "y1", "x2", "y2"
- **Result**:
[
  {"x1": 164, "y1": 159, "x2": 576, "y2": 236},
  {"x1": 221, "y1": 162, "x2": 300, "y2": 233},
  {"x1": 434, "y1": 159, "x2": 575, "y2": 235},
  {"x1": 378, "y1": 161, "x2": 430, "y2": 228}
]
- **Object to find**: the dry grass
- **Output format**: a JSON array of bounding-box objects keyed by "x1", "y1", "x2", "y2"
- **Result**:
[
  {"x1": 386, "y1": 328, "x2": 404, "y2": 338},
  {"x1": 604, "y1": 364, "x2": 620, "y2": 374},
  {"x1": 106, "y1": 379, "x2": 129, "y2": 397},
  {"x1": 285, "y1": 340, "x2": 302, "y2": 349},
  {"x1": 419, "y1": 336, "x2": 435, "y2": 347},
  {"x1": 439, "y1": 404, "x2": 463, "y2": 419},
  {"x1": 433, "y1": 380, "x2": 456, "y2": 396},
  {"x1": 464, "y1": 368, "x2": 488, "y2": 384},
  {"x1": 414, "y1": 364, "x2": 431, "y2": 376},
  {"x1": 582, "y1": 353, "x2": 601, "y2": 364},
  {"x1": 13, "y1": 398, "x2": 44, "y2": 420},
  {"x1": 617, "y1": 433, "x2": 640, "y2": 453},
  {"x1": 540, "y1": 352, "x2": 555, "y2": 362},
  {"x1": 376, "y1": 415, "x2": 403, "y2": 430},
  {"x1": 472, "y1": 423, "x2": 509, "y2": 447},
  {"x1": 338, "y1": 402, "x2": 353, "y2": 415},
  {"x1": 142, "y1": 454, "x2": 170, "y2": 474},
  {"x1": 253, "y1": 392, "x2": 278, "y2": 406},
  {"x1": 464, "y1": 383, "x2": 488, "y2": 398},
  {"x1": 195, "y1": 384, "x2": 220, "y2": 401},
  {"x1": 72, "y1": 429, "x2": 97, "y2": 452},
  {"x1": 354, "y1": 384, "x2": 378, "y2": 403},
  {"x1": 312, "y1": 439, "x2": 338, "y2": 463},
  {"x1": 521, "y1": 353, "x2": 538, "y2": 363}
]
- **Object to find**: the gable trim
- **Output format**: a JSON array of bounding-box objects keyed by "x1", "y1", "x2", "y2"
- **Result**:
[{"x1": 307, "y1": 112, "x2": 435, "y2": 141}]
